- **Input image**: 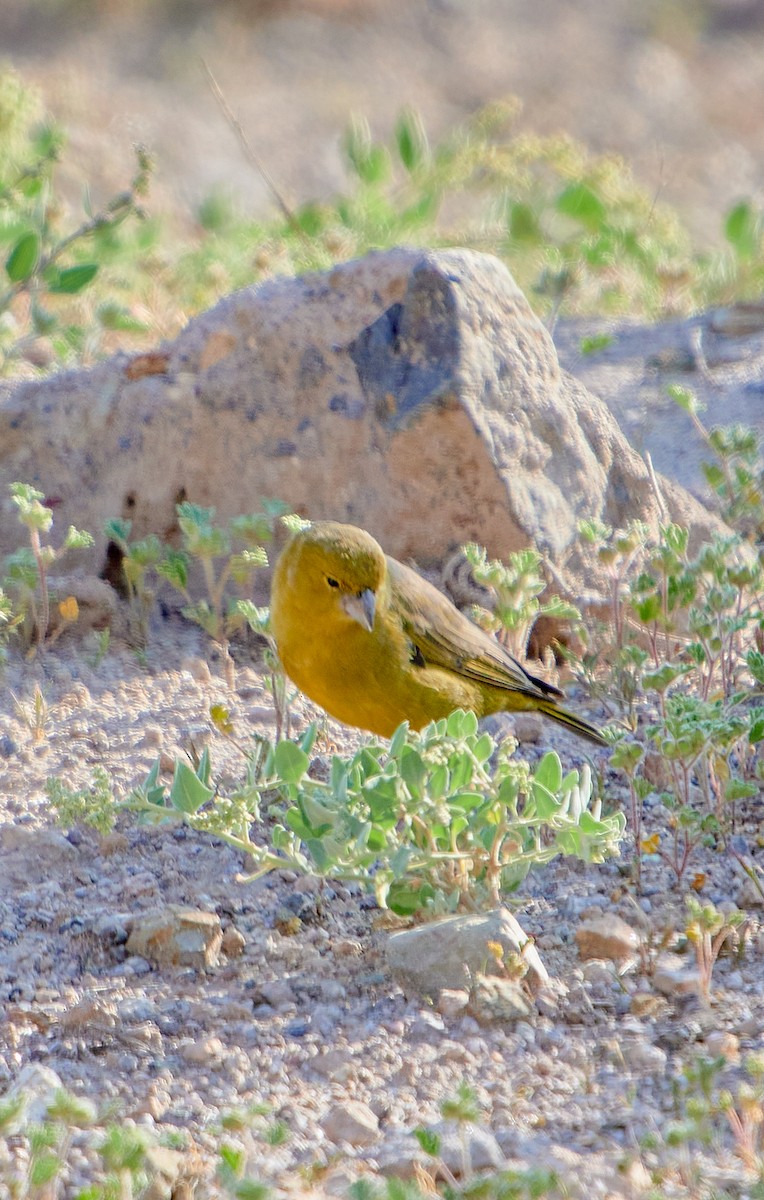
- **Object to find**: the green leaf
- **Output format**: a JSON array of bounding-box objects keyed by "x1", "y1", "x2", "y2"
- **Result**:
[
  {"x1": 273, "y1": 739, "x2": 309, "y2": 784},
  {"x1": 413, "y1": 1127, "x2": 441, "y2": 1156},
  {"x1": 168, "y1": 760, "x2": 215, "y2": 813},
  {"x1": 580, "y1": 333, "x2": 613, "y2": 356},
  {"x1": 387, "y1": 720, "x2": 409, "y2": 760},
  {"x1": 399, "y1": 746, "x2": 426, "y2": 794},
  {"x1": 157, "y1": 549, "x2": 189, "y2": 592},
  {"x1": 508, "y1": 200, "x2": 541, "y2": 243},
  {"x1": 97, "y1": 302, "x2": 149, "y2": 332},
  {"x1": 473, "y1": 732, "x2": 494, "y2": 763},
  {"x1": 534, "y1": 751, "x2": 562, "y2": 794},
  {"x1": 48, "y1": 263, "x2": 99, "y2": 294},
  {"x1": 387, "y1": 879, "x2": 435, "y2": 915},
  {"x1": 6, "y1": 231, "x2": 40, "y2": 282},
  {"x1": 63, "y1": 526, "x2": 94, "y2": 550},
  {"x1": 297, "y1": 792, "x2": 336, "y2": 834},
  {"x1": 668, "y1": 383, "x2": 700, "y2": 416},
  {"x1": 724, "y1": 779, "x2": 757, "y2": 802},
  {"x1": 724, "y1": 200, "x2": 759, "y2": 259},
  {"x1": 556, "y1": 182, "x2": 606, "y2": 229},
  {"x1": 395, "y1": 107, "x2": 427, "y2": 172}
]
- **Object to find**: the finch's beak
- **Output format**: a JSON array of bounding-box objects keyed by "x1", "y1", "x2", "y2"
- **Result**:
[{"x1": 341, "y1": 588, "x2": 376, "y2": 632}]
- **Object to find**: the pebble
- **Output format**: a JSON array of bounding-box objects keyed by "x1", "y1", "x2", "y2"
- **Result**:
[
  {"x1": 575, "y1": 915, "x2": 640, "y2": 963},
  {"x1": 620, "y1": 1040, "x2": 668, "y2": 1073},
  {"x1": 653, "y1": 955, "x2": 702, "y2": 1000},
  {"x1": 321, "y1": 1100, "x2": 379, "y2": 1147},
  {"x1": 433, "y1": 1121, "x2": 503, "y2": 1175},
  {"x1": 180, "y1": 1037, "x2": 226, "y2": 1066},
  {"x1": 436, "y1": 988, "x2": 470, "y2": 1018},
  {"x1": 704, "y1": 1030, "x2": 740, "y2": 1062},
  {"x1": 126, "y1": 907, "x2": 223, "y2": 969},
  {"x1": 221, "y1": 926, "x2": 246, "y2": 958}
]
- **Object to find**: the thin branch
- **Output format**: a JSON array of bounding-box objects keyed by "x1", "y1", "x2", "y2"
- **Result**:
[
  {"x1": 645, "y1": 451, "x2": 668, "y2": 524},
  {"x1": 202, "y1": 59, "x2": 303, "y2": 238}
]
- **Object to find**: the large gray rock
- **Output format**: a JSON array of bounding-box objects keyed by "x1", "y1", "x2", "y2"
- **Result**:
[{"x1": 0, "y1": 248, "x2": 720, "y2": 599}]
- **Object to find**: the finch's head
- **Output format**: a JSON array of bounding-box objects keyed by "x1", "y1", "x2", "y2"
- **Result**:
[{"x1": 279, "y1": 521, "x2": 386, "y2": 632}]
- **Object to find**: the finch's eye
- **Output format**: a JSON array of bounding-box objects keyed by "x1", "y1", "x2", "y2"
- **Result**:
[{"x1": 326, "y1": 576, "x2": 340, "y2": 589}]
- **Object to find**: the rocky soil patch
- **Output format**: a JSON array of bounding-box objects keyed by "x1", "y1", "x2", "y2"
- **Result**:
[{"x1": 1, "y1": 615, "x2": 764, "y2": 1196}]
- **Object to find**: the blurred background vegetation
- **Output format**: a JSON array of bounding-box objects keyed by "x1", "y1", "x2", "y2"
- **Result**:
[{"x1": 2, "y1": 0, "x2": 764, "y2": 373}]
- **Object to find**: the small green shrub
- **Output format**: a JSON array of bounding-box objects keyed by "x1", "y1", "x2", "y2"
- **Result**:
[
  {"x1": 5, "y1": 481, "x2": 93, "y2": 650},
  {"x1": 156, "y1": 500, "x2": 290, "y2": 685},
  {"x1": 461, "y1": 543, "x2": 580, "y2": 662},
  {"x1": 0, "y1": 67, "x2": 151, "y2": 374},
  {"x1": 48, "y1": 709, "x2": 625, "y2": 916}
]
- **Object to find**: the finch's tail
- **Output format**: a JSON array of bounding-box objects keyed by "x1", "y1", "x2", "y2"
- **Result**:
[{"x1": 536, "y1": 699, "x2": 608, "y2": 747}]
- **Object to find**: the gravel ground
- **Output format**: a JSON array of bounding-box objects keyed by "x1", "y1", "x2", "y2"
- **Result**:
[{"x1": 2, "y1": 615, "x2": 764, "y2": 1197}]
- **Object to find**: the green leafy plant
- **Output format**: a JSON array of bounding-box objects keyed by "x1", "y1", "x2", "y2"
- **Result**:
[
  {"x1": 49, "y1": 710, "x2": 625, "y2": 917},
  {"x1": 660, "y1": 1053, "x2": 764, "y2": 1179},
  {"x1": 671, "y1": 383, "x2": 764, "y2": 541},
  {"x1": 684, "y1": 896, "x2": 747, "y2": 1004},
  {"x1": 11, "y1": 683, "x2": 50, "y2": 744},
  {"x1": 5, "y1": 482, "x2": 93, "y2": 650},
  {"x1": 103, "y1": 518, "x2": 164, "y2": 646},
  {"x1": 0, "y1": 1085, "x2": 156, "y2": 1199},
  {"x1": 0, "y1": 68, "x2": 152, "y2": 373},
  {"x1": 236, "y1": 602, "x2": 295, "y2": 741},
  {"x1": 462, "y1": 543, "x2": 581, "y2": 662},
  {"x1": 157, "y1": 500, "x2": 289, "y2": 686},
  {"x1": 406, "y1": 1082, "x2": 562, "y2": 1197}
]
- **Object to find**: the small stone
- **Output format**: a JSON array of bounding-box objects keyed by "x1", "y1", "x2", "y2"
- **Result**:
[
  {"x1": 125, "y1": 906, "x2": 223, "y2": 968},
  {"x1": 321, "y1": 1100, "x2": 379, "y2": 1147},
  {"x1": 631, "y1": 992, "x2": 667, "y2": 1019},
  {"x1": 159, "y1": 751, "x2": 177, "y2": 774},
  {"x1": 246, "y1": 705, "x2": 279, "y2": 724},
  {"x1": 179, "y1": 1036, "x2": 225, "y2": 1066},
  {"x1": 333, "y1": 938, "x2": 363, "y2": 957},
  {"x1": 621, "y1": 1039, "x2": 668, "y2": 1072},
  {"x1": 139, "y1": 725, "x2": 164, "y2": 749},
  {"x1": 581, "y1": 958, "x2": 615, "y2": 985},
  {"x1": 310, "y1": 1049, "x2": 354, "y2": 1082},
  {"x1": 143, "y1": 1145, "x2": 186, "y2": 1200},
  {"x1": 470, "y1": 976, "x2": 533, "y2": 1024},
  {"x1": 0, "y1": 734, "x2": 18, "y2": 758},
  {"x1": 653, "y1": 953, "x2": 702, "y2": 999},
  {"x1": 704, "y1": 1031, "x2": 740, "y2": 1063},
  {"x1": 100, "y1": 833, "x2": 129, "y2": 855},
  {"x1": 181, "y1": 657, "x2": 213, "y2": 685},
  {"x1": 274, "y1": 910, "x2": 302, "y2": 937},
  {"x1": 436, "y1": 988, "x2": 470, "y2": 1018},
  {"x1": 221, "y1": 926, "x2": 245, "y2": 958},
  {"x1": 575, "y1": 914, "x2": 640, "y2": 963},
  {"x1": 256, "y1": 980, "x2": 296, "y2": 1010},
  {"x1": 433, "y1": 1121, "x2": 503, "y2": 1175}
]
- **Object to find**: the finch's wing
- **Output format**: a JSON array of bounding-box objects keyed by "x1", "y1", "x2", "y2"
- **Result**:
[{"x1": 387, "y1": 557, "x2": 563, "y2": 700}]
